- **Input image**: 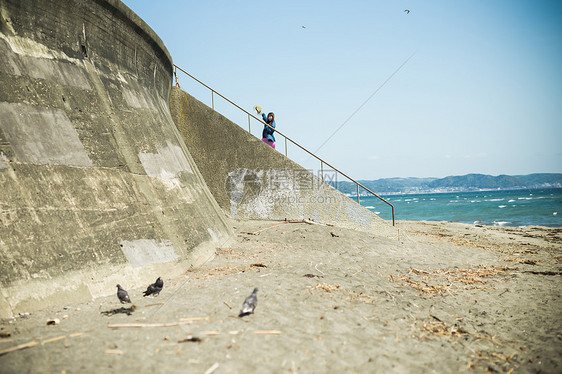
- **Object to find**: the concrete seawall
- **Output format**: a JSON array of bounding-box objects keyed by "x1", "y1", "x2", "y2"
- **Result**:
[
  {"x1": 0, "y1": 0, "x2": 232, "y2": 317},
  {"x1": 169, "y1": 88, "x2": 397, "y2": 238}
]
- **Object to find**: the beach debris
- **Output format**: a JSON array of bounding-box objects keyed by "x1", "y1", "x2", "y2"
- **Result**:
[
  {"x1": 314, "y1": 263, "x2": 326, "y2": 275},
  {"x1": 390, "y1": 265, "x2": 515, "y2": 295},
  {"x1": 0, "y1": 329, "x2": 12, "y2": 338},
  {"x1": 0, "y1": 340, "x2": 38, "y2": 356},
  {"x1": 104, "y1": 349, "x2": 123, "y2": 355},
  {"x1": 204, "y1": 363, "x2": 219, "y2": 374},
  {"x1": 116, "y1": 284, "x2": 131, "y2": 304},
  {"x1": 313, "y1": 283, "x2": 341, "y2": 292},
  {"x1": 254, "y1": 330, "x2": 281, "y2": 334},
  {"x1": 330, "y1": 232, "x2": 339, "y2": 237},
  {"x1": 240, "y1": 231, "x2": 260, "y2": 236},
  {"x1": 178, "y1": 336, "x2": 202, "y2": 343},
  {"x1": 144, "y1": 303, "x2": 165, "y2": 307},
  {"x1": 46, "y1": 318, "x2": 60, "y2": 325},
  {"x1": 200, "y1": 331, "x2": 220, "y2": 335},
  {"x1": 41, "y1": 335, "x2": 67, "y2": 344},
  {"x1": 523, "y1": 270, "x2": 562, "y2": 276},
  {"x1": 303, "y1": 273, "x2": 322, "y2": 278},
  {"x1": 101, "y1": 305, "x2": 137, "y2": 316},
  {"x1": 107, "y1": 321, "x2": 195, "y2": 328},
  {"x1": 223, "y1": 301, "x2": 233, "y2": 310},
  {"x1": 250, "y1": 263, "x2": 267, "y2": 268},
  {"x1": 143, "y1": 276, "x2": 163, "y2": 297},
  {"x1": 239, "y1": 287, "x2": 258, "y2": 317},
  {"x1": 414, "y1": 315, "x2": 469, "y2": 339},
  {"x1": 506, "y1": 258, "x2": 537, "y2": 265}
]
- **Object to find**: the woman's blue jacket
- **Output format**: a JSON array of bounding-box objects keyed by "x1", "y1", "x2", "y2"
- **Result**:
[{"x1": 262, "y1": 113, "x2": 276, "y2": 142}]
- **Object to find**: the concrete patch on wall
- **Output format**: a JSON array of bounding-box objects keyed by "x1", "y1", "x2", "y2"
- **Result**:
[
  {"x1": 0, "y1": 102, "x2": 93, "y2": 167},
  {"x1": 227, "y1": 168, "x2": 266, "y2": 218},
  {"x1": 122, "y1": 87, "x2": 156, "y2": 110},
  {"x1": 138, "y1": 140, "x2": 193, "y2": 179},
  {"x1": 120, "y1": 239, "x2": 179, "y2": 268},
  {"x1": 0, "y1": 36, "x2": 91, "y2": 89}
]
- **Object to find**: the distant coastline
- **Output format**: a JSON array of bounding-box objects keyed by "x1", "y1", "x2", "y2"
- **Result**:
[{"x1": 333, "y1": 173, "x2": 562, "y2": 196}]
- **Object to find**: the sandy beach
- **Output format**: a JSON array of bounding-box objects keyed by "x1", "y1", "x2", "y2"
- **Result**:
[{"x1": 0, "y1": 219, "x2": 560, "y2": 373}]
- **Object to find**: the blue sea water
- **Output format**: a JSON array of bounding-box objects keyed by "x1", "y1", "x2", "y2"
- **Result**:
[{"x1": 359, "y1": 188, "x2": 562, "y2": 227}]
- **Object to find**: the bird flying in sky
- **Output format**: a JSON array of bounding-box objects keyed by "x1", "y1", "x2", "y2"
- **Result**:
[{"x1": 404, "y1": 9, "x2": 410, "y2": 14}]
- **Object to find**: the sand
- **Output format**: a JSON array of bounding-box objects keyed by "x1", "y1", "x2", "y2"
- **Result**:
[{"x1": 0, "y1": 219, "x2": 560, "y2": 373}]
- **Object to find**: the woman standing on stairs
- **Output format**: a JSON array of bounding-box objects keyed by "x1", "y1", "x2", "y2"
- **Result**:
[{"x1": 255, "y1": 105, "x2": 276, "y2": 149}]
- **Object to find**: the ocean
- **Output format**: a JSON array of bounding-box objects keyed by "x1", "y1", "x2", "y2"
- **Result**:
[{"x1": 359, "y1": 188, "x2": 562, "y2": 227}]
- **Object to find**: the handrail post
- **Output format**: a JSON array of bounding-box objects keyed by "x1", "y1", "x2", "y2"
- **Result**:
[
  {"x1": 320, "y1": 161, "x2": 324, "y2": 183},
  {"x1": 357, "y1": 184, "x2": 360, "y2": 203},
  {"x1": 284, "y1": 138, "x2": 287, "y2": 157},
  {"x1": 174, "y1": 66, "x2": 180, "y2": 88},
  {"x1": 248, "y1": 114, "x2": 251, "y2": 133},
  {"x1": 211, "y1": 91, "x2": 215, "y2": 110}
]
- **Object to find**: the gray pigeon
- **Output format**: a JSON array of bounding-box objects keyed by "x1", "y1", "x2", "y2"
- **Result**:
[
  {"x1": 239, "y1": 287, "x2": 258, "y2": 317},
  {"x1": 143, "y1": 277, "x2": 163, "y2": 297},
  {"x1": 116, "y1": 284, "x2": 131, "y2": 304}
]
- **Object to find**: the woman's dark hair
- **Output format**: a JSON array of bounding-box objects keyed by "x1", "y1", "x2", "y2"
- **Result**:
[{"x1": 267, "y1": 112, "x2": 275, "y2": 124}]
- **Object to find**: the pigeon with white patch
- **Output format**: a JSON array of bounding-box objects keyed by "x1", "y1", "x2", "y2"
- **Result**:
[
  {"x1": 116, "y1": 284, "x2": 131, "y2": 304},
  {"x1": 239, "y1": 287, "x2": 258, "y2": 317},
  {"x1": 143, "y1": 277, "x2": 163, "y2": 297}
]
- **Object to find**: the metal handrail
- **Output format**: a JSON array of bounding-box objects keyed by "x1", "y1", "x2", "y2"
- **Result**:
[{"x1": 173, "y1": 64, "x2": 395, "y2": 226}]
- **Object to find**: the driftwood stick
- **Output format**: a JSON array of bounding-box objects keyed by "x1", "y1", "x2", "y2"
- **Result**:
[
  {"x1": 254, "y1": 330, "x2": 282, "y2": 334},
  {"x1": 42, "y1": 335, "x2": 67, "y2": 344},
  {"x1": 179, "y1": 317, "x2": 209, "y2": 322},
  {"x1": 204, "y1": 363, "x2": 219, "y2": 374},
  {"x1": 0, "y1": 340, "x2": 38, "y2": 356},
  {"x1": 107, "y1": 321, "x2": 193, "y2": 328}
]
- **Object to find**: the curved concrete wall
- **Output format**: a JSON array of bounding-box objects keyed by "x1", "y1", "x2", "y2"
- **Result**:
[
  {"x1": 169, "y1": 88, "x2": 397, "y2": 238},
  {"x1": 0, "y1": 0, "x2": 232, "y2": 317}
]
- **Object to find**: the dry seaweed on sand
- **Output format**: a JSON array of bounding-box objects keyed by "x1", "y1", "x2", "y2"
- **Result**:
[
  {"x1": 390, "y1": 265, "x2": 514, "y2": 295},
  {"x1": 467, "y1": 350, "x2": 521, "y2": 373},
  {"x1": 413, "y1": 315, "x2": 470, "y2": 339},
  {"x1": 312, "y1": 283, "x2": 341, "y2": 292},
  {"x1": 100, "y1": 305, "x2": 137, "y2": 316}
]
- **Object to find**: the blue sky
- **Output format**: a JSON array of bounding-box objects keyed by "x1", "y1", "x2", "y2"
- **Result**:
[{"x1": 123, "y1": 0, "x2": 562, "y2": 180}]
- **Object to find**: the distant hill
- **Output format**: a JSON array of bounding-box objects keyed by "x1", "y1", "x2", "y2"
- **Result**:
[{"x1": 332, "y1": 173, "x2": 562, "y2": 195}]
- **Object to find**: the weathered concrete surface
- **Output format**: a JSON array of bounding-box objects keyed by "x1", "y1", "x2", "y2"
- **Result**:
[
  {"x1": 0, "y1": 0, "x2": 232, "y2": 318},
  {"x1": 169, "y1": 88, "x2": 397, "y2": 238}
]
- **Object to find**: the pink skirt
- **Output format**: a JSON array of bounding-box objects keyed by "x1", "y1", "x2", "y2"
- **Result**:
[{"x1": 262, "y1": 138, "x2": 276, "y2": 149}]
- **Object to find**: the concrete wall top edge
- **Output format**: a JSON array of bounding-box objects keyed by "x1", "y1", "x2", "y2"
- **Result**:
[{"x1": 94, "y1": 0, "x2": 173, "y2": 73}]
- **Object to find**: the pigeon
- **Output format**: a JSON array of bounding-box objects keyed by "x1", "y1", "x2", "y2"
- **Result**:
[
  {"x1": 116, "y1": 284, "x2": 131, "y2": 304},
  {"x1": 143, "y1": 277, "x2": 163, "y2": 297},
  {"x1": 239, "y1": 287, "x2": 258, "y2": 317}
]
